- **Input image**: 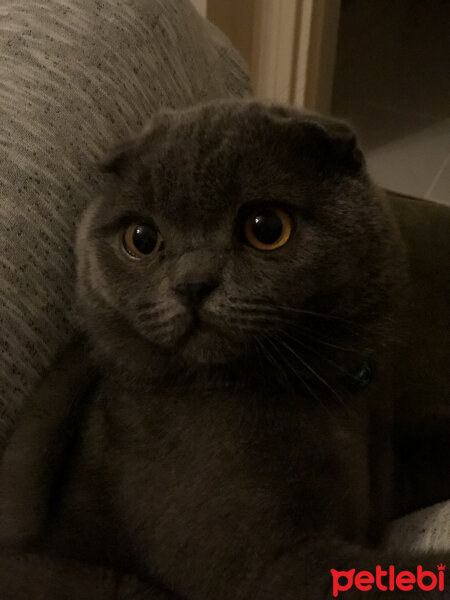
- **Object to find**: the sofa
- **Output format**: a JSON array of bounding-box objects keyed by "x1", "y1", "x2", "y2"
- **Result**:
[{"x1": 0, "y1": 0, "x2": 448, "y2": 560}]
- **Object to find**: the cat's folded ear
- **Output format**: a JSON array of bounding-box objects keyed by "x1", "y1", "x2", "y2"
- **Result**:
[
  {"x1": 269, "y1": 106, "x2": 365, "y2": 175},
  {"x1": 318, "y1": 117, "x2": 364, "y2": 172},
  {"x1": 98, "y1": 137, "x2": 140, "y2": 176},
  {"x1": 304, "y1": 116, "x2": 364, "y2": 175},
  {"x1": 99, "y1": 114, "x2": 171, "y2": 176}
]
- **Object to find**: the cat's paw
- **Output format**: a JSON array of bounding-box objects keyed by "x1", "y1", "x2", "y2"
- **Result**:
[{"x1": 115, "y1": 575, "x2": 184, "y2": 600}]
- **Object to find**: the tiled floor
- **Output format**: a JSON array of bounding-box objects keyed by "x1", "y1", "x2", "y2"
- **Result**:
[
  {"x1": 331, "y1": 0, "x2": 450, "y2": 207},
  {"x1": 349, "y1": 105, "x2": 450, "y2": 206}
]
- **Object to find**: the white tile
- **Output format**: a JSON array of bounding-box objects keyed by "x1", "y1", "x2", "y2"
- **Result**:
[
  {"x1": 362, "y1": 115, "x2": 450, "y2": 199},
  {"x1": 426, "y1": 154, "x2": 450, "y2": 206}
]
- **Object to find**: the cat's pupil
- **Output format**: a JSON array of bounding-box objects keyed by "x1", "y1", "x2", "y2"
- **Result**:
[
  {"x1": 133, "y1": 225, "x2": 157, "y2": 254},
  {"x1": 251, "y1": 210, "x2": 283, "y2": 245}
]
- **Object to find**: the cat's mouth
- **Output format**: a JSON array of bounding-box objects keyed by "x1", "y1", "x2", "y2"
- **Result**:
[
  {"x1": 137, "y1": 303, "x2": 254, "y2": 365},
  {"x1": 175, "y1": 311, "x2": 245, "y2": 365},
  {"x1": 181, "y1": 316, "x2": 213, "y2": 338},
  {"x1": 179, "y1": 313, "x2": 224, "y2": 344}
]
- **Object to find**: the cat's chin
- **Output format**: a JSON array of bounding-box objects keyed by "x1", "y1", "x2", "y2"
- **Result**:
[{"x1": 178, "y1": 328, "x2": 245, "y2": 366}]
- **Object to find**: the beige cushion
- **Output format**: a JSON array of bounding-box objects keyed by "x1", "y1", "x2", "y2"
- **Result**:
[
  {"x1": 386, "y1": 193, "x2": 450, "y2": 552},
  {"x1": 385, "y1": 501, "x2": 450, "y2": 553},
  {"x1": 0, "y1": 0, "x2": 250, "y2": 445},
  {"x1": 0, "y1": 1, "x2": 447, "y2": 554}
]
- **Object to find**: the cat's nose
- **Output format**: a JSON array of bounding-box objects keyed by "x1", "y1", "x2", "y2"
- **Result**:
[{"x1": 173, "y1": 280, "x2": 218, "y2": 307}]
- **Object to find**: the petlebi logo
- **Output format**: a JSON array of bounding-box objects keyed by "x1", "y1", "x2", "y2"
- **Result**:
[{"x1": 330, "y1": 564, "x2": 446, "y2": 597}]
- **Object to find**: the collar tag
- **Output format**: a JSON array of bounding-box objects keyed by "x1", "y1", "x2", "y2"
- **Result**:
[{"x1": 347, "y1": 361, "x2": 372, "y2": 390}]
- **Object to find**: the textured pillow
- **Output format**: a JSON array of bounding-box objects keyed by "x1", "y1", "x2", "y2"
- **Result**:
[
  {"x1": 0, "y1": 0, "x2": 250, "y2": 446},
  {"x1": 1, "y1": 0, "x2": 447, "y2": 558},
  {"x1": 384, "y1": 501, "x2": 450, "y2": 553}
]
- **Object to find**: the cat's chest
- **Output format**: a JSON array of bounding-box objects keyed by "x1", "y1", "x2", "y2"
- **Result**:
[
  {"x1": 99, "y1": 383, "x2": 361, "y2": 492},
  {"x1": 70, "y1": 382, "x2": 369, "y2": 585}
]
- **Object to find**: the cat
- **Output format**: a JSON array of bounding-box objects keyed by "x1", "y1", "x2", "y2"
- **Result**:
[{"x1": 0, "y1": 100, "x2": 448, "y2": 600}]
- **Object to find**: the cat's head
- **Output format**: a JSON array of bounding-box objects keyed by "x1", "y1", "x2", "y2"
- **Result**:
[{"x1": 75, "y1": 100, "x2": 403, "y2": 380}]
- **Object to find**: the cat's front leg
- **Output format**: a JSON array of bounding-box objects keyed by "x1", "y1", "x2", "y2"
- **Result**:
[
  {"x1": 0, "y1": 550, "x2": 184, "y2": 600},
  {"x1": 252, "y1": 539, "x2": 449, "y2": 600},
  {"x1": 117, "y1": 574, "x2": 186, "y2": 600},
  {"x1": 0, "y1": 335, "x2": 97, "y2": 545}
]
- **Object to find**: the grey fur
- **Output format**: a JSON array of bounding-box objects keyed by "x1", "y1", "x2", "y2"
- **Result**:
[{"x1": 0, "y1": 100, "x2": 448, "y2": 600}]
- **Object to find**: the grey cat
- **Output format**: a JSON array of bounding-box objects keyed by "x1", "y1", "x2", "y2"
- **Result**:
[{"x1": 0, "y1": 100, "x2": 448, "y2": 600}]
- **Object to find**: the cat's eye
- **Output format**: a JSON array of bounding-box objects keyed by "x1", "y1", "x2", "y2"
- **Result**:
[
  {"x1": 244, "y1": 207, "x2": 293, "y2": 251},
  {"x1": 122, "y1": 223, "x2": 163, "y2": 259}
]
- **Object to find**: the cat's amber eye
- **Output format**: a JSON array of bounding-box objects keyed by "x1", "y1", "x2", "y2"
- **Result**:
[
  {"x1": 122, "y1": 223, "x2": 163, "y2": 259},
  {"x1": 244, "y1": 207, "x2": 293, "y2": 251}
]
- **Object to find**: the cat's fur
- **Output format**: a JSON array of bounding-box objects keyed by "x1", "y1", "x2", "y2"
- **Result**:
[{"x1": 0, "y1": 100, "x2": 448, "y2": 599}]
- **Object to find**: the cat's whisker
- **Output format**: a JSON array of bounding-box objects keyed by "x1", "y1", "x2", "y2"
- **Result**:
[
  {"x1": 253, "y1": 335, "x2": 289, "y2": 386},
  {"x1": 273, "y1": 334, "x2": 344, "y2": 405},
  {"x1": 226, "y1": 305, "x2": 282, "y2": 317},
  {"x1": 208, "y1": 306, "x2": 363, "y2": 361},
  {"x1": 136, "y1": 309, "x2": 168, "y2": 324},
  {"x1": 215, "y1": 302, "x2": 365, "y2": 348},
  {"x1": 256, "y1": 335, "x2": 329, "y2": 430},
  {"x1": 135, "y1": 301, "x2": 160, "y2": 312},
  {"x1": 250, "y1": 311, "x2": 362, "y2": 353},
  {"x1": 260, "y1": 334, "x2": 295, "y2": 386},
  {"x1": 137, "y1": 312, "x2": 184, "y2": 337},
  {"x1": 228, "y1": 311, "x2": 361, "y2": 355},
  {"x1": 258, "y1": 335, "x2": 341, "y2": 433},
  {"x1": 266, "y1": 335, "x2": 343, "y2": 422},
  {"x1": 276, "y1": 330, "x2": 360, "y2": 420},
  {"x1": 282, "y1": 323, "x2": 362, "y2": 354},
  {"x1": 294, "y1": 323, "x2": 375, "y2": 355},
  {"x1": 276, "y1": 305, "x2": 363, "y2": 327},
  {"x1": 227, "y1": 299, "x2": 363, "y2": 329},
  {"x1": 277, "y1": 329, "x2": 349, "y2": 377}
]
